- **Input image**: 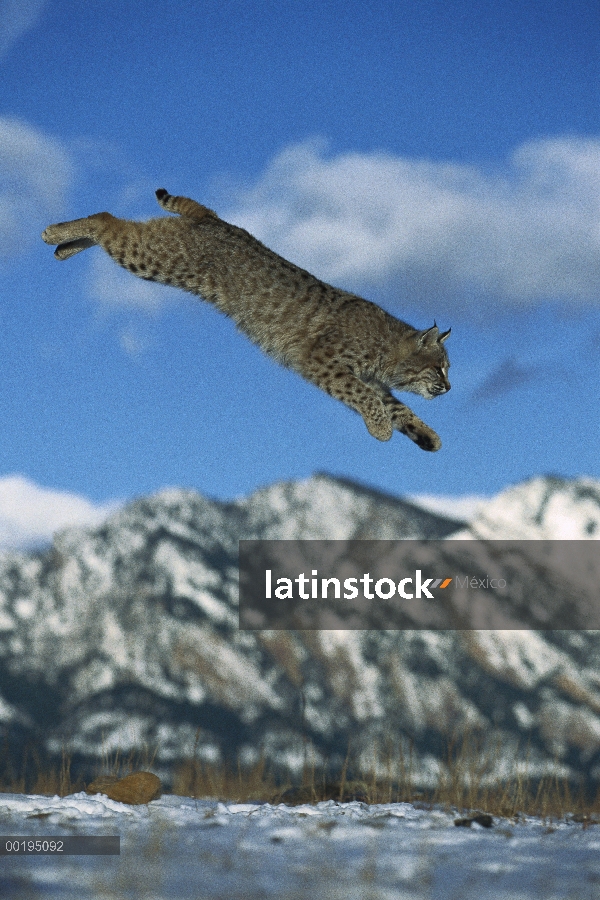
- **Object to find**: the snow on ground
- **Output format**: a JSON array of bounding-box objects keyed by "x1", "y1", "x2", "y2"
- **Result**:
[{"x1": 1, "y1": 792, "x2": 599, "y2": 899}]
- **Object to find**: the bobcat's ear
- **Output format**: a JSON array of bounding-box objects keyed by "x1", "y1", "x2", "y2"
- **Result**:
[
  {"x1": 419, "y1": 323, "x2": 451, "y2": 345},
  {"x1": 420, "y1": 323, "x2": 440, "y2": 344}
]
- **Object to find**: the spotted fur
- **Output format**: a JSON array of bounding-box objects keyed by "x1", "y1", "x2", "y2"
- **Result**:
[{"x1": 42, "y1": 190, "x2": 451, "y2": 448}]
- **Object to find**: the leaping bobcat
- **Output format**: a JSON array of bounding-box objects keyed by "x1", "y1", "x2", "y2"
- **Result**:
[{"x1": 42, "y1": 189, "x2": 451, "y2": 449}]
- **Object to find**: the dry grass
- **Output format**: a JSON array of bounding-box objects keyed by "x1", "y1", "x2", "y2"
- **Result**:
[
  {"x1": 173, "y1": 752, "x2": 282, "y2": 802},
  {"x1": 427, "y1": 729, "x2": 592, "y2": 821},
  {"x1": 0, "y1": 736, "x2": 158, "y2": 798},
  {"x1": 1, "y1": 728, "x2": 598, "y2": 822}
]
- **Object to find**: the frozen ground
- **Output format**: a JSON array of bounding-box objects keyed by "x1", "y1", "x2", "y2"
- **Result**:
[{"x1": 1, "y1": 792, "x2": 599, "y2": 899}]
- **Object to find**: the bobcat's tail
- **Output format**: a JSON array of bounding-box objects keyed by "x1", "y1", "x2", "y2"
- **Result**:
[{"x1": 155, "y1": 189, "x2": 217, "y2": 220}]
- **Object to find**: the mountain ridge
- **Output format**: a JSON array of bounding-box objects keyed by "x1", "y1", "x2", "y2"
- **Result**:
[{"x1": 0, "y1": 472, "x2": 599, "y2": 787}]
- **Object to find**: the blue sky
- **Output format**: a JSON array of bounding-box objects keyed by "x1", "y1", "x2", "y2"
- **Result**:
[{"x1": 0, "y1": 0, "x2": 599, "y2": 538}]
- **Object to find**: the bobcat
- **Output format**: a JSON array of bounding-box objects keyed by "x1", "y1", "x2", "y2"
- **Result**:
[{"x1": 42, "y1": 189, "x2": 451, "y2": 449}]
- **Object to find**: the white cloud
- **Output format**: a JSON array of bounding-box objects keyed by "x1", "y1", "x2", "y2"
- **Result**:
[
  {"x1": 0, "y1": 0, "x2": 48, "y2": 60},
  {"x1": 0, "y1": 116, "x2": 73, "y2": 256},
  {"x1": 407, "y1": 494, "x2": 488, "y2": 522},
  {"x1": 119, "y1": 328, "x2": 148, "y2": 356},
  {"x1": 226, "y1": 137, "x2": 600, "y2": 305},
  {"x1": 88, "y1": 252, "x2": 172, "y2": 312},
  {"x1": 0, "y1": 475, "x2": 120, "y2": 552}
]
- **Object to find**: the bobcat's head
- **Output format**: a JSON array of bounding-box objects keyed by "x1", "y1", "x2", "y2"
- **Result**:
[{"x1": 392, "y1": 323, "x2": 451, "y2": 399}]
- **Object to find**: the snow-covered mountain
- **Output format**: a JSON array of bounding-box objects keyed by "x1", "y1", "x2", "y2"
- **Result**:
[
  {"x1": 457, "y1": 475, "x2": 600, "y2": 540},
  {"x1": 0, "y1": 472, "x2": 599, "y2": 788}
]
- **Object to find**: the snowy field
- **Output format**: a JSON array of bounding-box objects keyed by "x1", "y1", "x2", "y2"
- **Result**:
[{"x1": 0, "y1": 792, "x2": 599, "y2": 899}]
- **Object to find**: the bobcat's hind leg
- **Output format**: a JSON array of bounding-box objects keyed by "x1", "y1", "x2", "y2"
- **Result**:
[
  {"x1": 155, "y1": 189, "x2": 216, "y2": 220},
  {"x1": 48, "y1": 237, "x2": 96, "y2": 261},
  {"x1": 42, "y1": 212, "x2": 115, "y2": 260}
]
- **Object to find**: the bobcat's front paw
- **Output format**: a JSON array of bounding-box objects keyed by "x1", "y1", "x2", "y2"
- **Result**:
[
  {"x1": 364, "y1": 414, "x2": 393, "y2": 442},
  {"x1": 403, "y1": 421, "x2": 441, "y2": 451}
]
